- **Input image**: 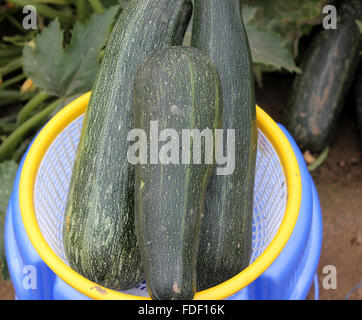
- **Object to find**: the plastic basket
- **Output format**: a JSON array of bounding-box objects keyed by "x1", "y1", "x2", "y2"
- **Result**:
[{"x1": 4, "y1": 92, "x2": 322, "y2": 300}]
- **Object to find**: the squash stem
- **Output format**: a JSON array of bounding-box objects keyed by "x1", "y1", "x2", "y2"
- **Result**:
[
  {"x1": 88, "y1": 0, "x2": 104, "y2": 14},
  {"x1": 0, "y1": 99, "x2": 16, "y2": 107},
  {"x1": 5, "y1": 13, "x2": 26, "y2": 33},
  {"x1": 0, "y1": 58, "x2": 22, "y2": 78},
  {"x1": 32, "y1": 0, "x2": 70, "y2": 4},
  {"x1": 17, "y1": 91, "x2": 51, "y2": 124},
  {"x1": 0, "y1": 98, "x2": 62, "y2": 161},
  {"x1": 76, "y1": 0, "x2": 87, "y2": 22},
  {"x1": 0, "y1": 73, "x2": 26, "y2": 90},
  {"x1": 0, "y1": 90, "x2": 36, "y2": 101},
  {"x1": 0, "y1": 58, "x2": 14, "y2": 67},
  {"x1": 11, "y1": 136, "x2": 32, "y2": 163},
  {"x1": 0, "y1": 46, "x2": 22, "y2": 59},
  {"x1": 308, "y1": 147, "x2": 330, "y2": 172},
  {"x1": 0, "y1": 121, "x2": 17, "y2": 134}
]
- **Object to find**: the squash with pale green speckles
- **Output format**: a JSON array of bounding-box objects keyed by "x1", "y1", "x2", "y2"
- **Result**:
[
  {"x1": 63, "y1": 0, "x2": 192, "y2": 290},
  {"x1": 191, "y1": 0, "x2": 257, "y2": 290},
  {"x1": 133, "y1": 46, "x2": 223, "y2": 300}
]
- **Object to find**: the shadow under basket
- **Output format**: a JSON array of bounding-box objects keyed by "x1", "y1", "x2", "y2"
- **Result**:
[{"x1": 5, "y1": 92, "x2": 322, "y2": 300}]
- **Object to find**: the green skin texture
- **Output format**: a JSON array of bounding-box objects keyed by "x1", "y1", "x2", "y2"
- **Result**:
[
  {"x1": 284, "y1": 0, "x2": 362, "y2": 153},
  {"x1": 133, "y1": 47, "x2": 223, "y2": 300},
  {"x1": 63, "y1": 0, "x2": 192, "y2": 290},
  {"x1": 191, "y1": 0, "x2": 257, "y2": 290}
]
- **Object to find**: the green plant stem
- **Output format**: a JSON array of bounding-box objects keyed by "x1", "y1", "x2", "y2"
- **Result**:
[
  {"x1": 308, "y1": 147, "x2": 330, "y2": 172},
  {"x1": 0, "y1": 6, "x2": 22, "y2": 24},
  {"x1": 0, "y1": 58, "x2": 22, "y2": 78},
  {"x1": 17, "y1": 91, "x2": 51, "y2": 124},
  {"x1": 7, "y1": 0, "x2": 73, "y2": 25},
  {"x1": 6, "y1": 14, "x2": 25, "y2": 33},
  {"x1": 0, "y1": 113, "x2": 17, "y2": 123},
  {"x1": 0, "y1": 46, "x2": 22, "y2": 59},
  {"x1": 0, "y1": 100, "x2": 15, "y2": 108},
  {"x1": 0, "y1": 90, "x2": 36, "y2": 101},
  {"x1": 0, "y1": 58, "x2": 14, "y2": 67},
  {"x1": 0, "y1": 122, "x2": 17, "y2": 134},
  {"x1": 32, "y1": 0, "x2": 70, "y2": 4},
  {"x1": 11, "y1": 137, "x2": 32, "y2": 162},
  {"x1": 2, "y1": 31, "x2": 37, "y2": 46},
  {"x1": 0, "y1": 73, "x2": 26, "y2": 90},
  {"x1": 0, "y1": 93, "x2": 37, "y2": 108},
  {"x1": 76, "y1": 0, "x2": 87, "y2": 21},
  {"x1": 0, "y1": 98, "x2": 62, "y2": 161},
  {"x1": 88, "y1": 0, "x2": 104, "y2": 13}
]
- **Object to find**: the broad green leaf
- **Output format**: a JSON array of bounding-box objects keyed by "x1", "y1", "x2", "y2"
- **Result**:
[
  {"x1": 23, "y1": 20, "x2": 64, "y2": 96},
  {"x1": 0, "y1": 160, "x2": 18, "y2": 280},
  {"x1": 356, "y1": 20, "x2": 362, "y2": 33},
  {"x1": 242, "y1": 5, "x2": 258, "y2": 24},
  {"x1": 23, "y1": 5, "x2": 120, "y2": 97},
  {"x1": 244, "y1": 0, "x2": 328, "y2": 56},
  {"x1": 246, "y1": 25, "x2": 301, "y2": 74},
  {"x1": 184, "y1": 3, "x2": 299, "y2": 73}
]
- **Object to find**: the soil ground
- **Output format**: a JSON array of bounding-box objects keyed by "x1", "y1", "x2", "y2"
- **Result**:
[{"x1": 0, "y1": 72, "x2": 361, "y2": 300}]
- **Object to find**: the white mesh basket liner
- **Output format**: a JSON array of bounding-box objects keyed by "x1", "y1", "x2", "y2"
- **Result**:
[{"x1": 33, "y1": 114, "x2": 287, "y2": 297}]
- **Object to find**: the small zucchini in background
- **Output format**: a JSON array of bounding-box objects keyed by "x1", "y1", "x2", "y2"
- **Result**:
[
  {"x1": 284, "y1": 0, "x2": 362, "y2": 153},
  {"x1": 133, "y1": 46, "x2": 223, "y2": 300},
  {"x1": 63, "y1": 0, "x2": 193, "y2": 290}
]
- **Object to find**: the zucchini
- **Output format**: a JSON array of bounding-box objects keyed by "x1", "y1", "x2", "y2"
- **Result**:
[
  {"x1": 191, "y1": 0, "x2": 257, "y2": 290},
  {"x1": 63, "y1": 0, "x2": 192, "y2": 290},
  {"x1": 284, "y1": 0, "x2": 362, "y2": 152},
  {"x1": 133, "y1": 46, "x2": 223, "y2": 300}
]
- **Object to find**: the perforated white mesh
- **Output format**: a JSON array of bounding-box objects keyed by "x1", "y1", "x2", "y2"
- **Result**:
[{"x1": 33, "y1": 114, "x2": 287, "y2": 296}]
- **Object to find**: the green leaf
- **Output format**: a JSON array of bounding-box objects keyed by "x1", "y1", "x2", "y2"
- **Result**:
[
  {"x1": 0, "y1": 160, "x2": 18, "y2": 280},
  {"x1": 242, "y1": 4, "x2": 258, "y2": 24},
  {"x1": 184, "y1": 3, "x2": 299, "y2": 74},
  {"x1": 243, "y1": 0, "x2": 328, "y2": 56},
  {"x1": 23, "y1": 5, "x2": 120, "y2": 98},
  {"x1": 356, "y1": 20, "x2": 362, "y2": 34},
  {"x1": 245, "y1": 22, "x2": 301, "y2": 74},
  {"x1": 240, "y1": 3, "x2": 301, "y2": 73},
  {"x1": 23, "y1": 20, "x2": 64, "y2": 96}
]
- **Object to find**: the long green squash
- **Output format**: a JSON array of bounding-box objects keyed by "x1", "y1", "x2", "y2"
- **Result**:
[
  {"x1": 191, "y1": 0, "x2": 257, "y2": 290},
  {"x1": 284, "y1": 0, "x2": 362, "y2": 152},
  {"x1": 63, "y1": 0, "x2": 192, "y2": 290},
  {"x1": 133, "y1": 46, "x2": 223, "y2": 300}
]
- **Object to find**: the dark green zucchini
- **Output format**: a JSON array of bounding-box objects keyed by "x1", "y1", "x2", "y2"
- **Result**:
[
  {"x1": 63, "y1": 0, "x2": 192, "y2": 290},
  {"x1": 191, "y1": 0, "x2": 257, "y2": 290},
  {"x1": 133, "y1": 46, "x2": 223, "y2": 300},
  {"x1": 284, "y1": 0, "x2": 362, "y2": 152}
]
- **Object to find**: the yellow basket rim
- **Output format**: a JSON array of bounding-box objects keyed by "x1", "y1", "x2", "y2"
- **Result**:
[{"x1": 19, "y1": 91, "x2": 301, "y2": 300}]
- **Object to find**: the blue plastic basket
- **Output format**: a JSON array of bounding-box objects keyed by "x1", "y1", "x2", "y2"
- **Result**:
[{"x1": 4, "y1": 116, "x2": 322, "y2": 300}]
